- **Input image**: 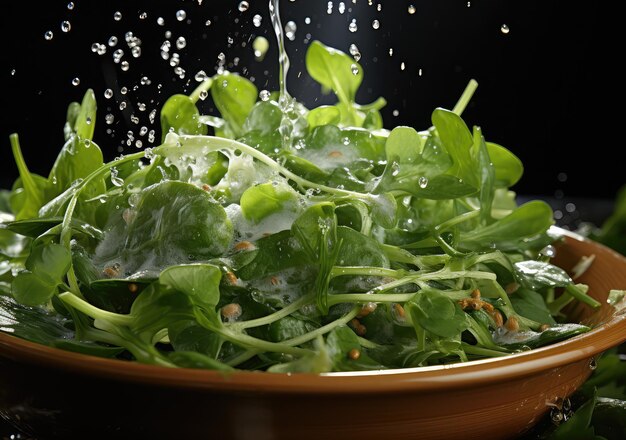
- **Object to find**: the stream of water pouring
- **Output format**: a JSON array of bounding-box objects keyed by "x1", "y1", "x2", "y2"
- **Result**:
[{"x1": 268, "y1": 0, "x2": 304, "y2": 150}]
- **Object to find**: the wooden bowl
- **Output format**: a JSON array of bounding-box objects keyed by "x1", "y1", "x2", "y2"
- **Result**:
[{"x1": 1, "y1": 229, "x2": 625, "y2": 440}]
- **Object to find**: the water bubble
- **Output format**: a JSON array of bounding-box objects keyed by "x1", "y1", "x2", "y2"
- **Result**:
[
  {"x1": 350, "y1": 64, "x2": 359, "y2": 75},
  {"x1": 195, "y1": 70, "x2": 208, "y2": 82},
  {"x1": 67, "y1": 2, "x2": 75, "y2": 10},
  {"x1": 285, "y1": 21, "x2": 297, "y2": 41},
  {"x1": 108, "y1": 36, "x2": 118, "y2": 47},
  {"x1": 372, "y1": 19, "x2": 380, "y2": 29},
  {"x1": 176, "y1": 36, "x2": 186, "y2": 49},
  {"x1": 501, "y1": 24, "x2": 510, "y2": 34},
  {"x1": 121, "y1": 61, "x2": 129, "y2": 71},
  {"x1": 104, "y1": 89, "x2": 113, "y2": 99},
  {"x1": 259, "y1": 90, "x2": 271, "y2": 101},
  {"x1": 349, "y1": 43, "x2": 361, "y2": 61},
  {"x1": 238, "y1": 1, "x2": 249, "y2": 12},
  {"x1": 113, "y1": 11, "x2": 122, "y2": 21},
  {"x1": 61, "y1": 21, "x2": 71, "y2": 32},
  {"x1": 253, "y1": 14, "x2": 262, "y2": 27},
  {"x1": 105, "y1": 114, "x2": 115, "y2": 124},
  {"x1": 348, "y1": 19, "x2": 357, "y2": 32},
  {"x1": 418, "y1": 176, "x2": 429, "y2": 188},
  {"x1": 44, "y1": 31, "x2": 54, "y2": 40},
  {"x1": 71, "y1": 77, "x2": 80, "y2": 86},
  {"x1": 176, "y1": 10, "x2": 186, "y2": 21},
  {"x1": 408, "y1": 5, "x2": 416, "y2": 14}
]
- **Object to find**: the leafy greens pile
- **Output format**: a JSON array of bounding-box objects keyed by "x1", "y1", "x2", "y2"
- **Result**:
[{"x1": 0, "y1": 40, "x2": 603, "y2": 373}]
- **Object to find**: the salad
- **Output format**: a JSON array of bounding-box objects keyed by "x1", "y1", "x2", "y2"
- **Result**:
[{"x1": 0, "y1": 40, "x2": 603, "y2": 373}]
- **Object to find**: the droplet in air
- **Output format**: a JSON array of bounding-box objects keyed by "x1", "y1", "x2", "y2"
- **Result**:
[
  {"x1": 61, "y1": 21, "x2": 71, "y2": 32},
  {"x1": 372, "y1": 19, "x2": 380, "y2": 29},
  {"x1": 238, "y1": 1, "x2": 249, "y2": 12},
  {"x1": 113, "y1": 11, "x2": 122, "y2": 21},
  {"x1": 176, "y1": 36, "x2": 186, "y2": 49},
  {"x1": 205, "y1": 19, "x2": 212, "y2": 26},
  {"x1": 139, "y1": 11, "x2": 148, "y2": 20},
  {"x1": 392, "y1": 109, "x2": 399, "y2": 117},
  {"x1": 120, "y1": 86, "x2": 128, "y2": 95},
  {"x1": 348, "y1": 19, "x2": 358, "y2": 32},
  {"x1": 501, "y1": 24, "x2": 510, "y2": 34},
  {"x1": 67, "y1": 2, "x2": 75, "y2": 10},
  {"x1": 408, "y1": 5, "x2": 416, "y2": 14},
  {"x1": 176, "y1": 10, "x2": 186, "y2": 21},
  {"x1": 400, "y1": 62, "x2": 406, "y2": 71},
  {"x1": 119, "y1": 101, "x2": 127, "y2": 110},
  {"x1": 71, "y1": 77, "x2": 80, "y2": 86},
  {"x1": 157, "y1": 17, "x2": 165, "y2": 26},
  {"x1": 44, "y1": 31, "x2": 54, "y2": 40},
  {"x1": 253, "y1": 14, "x2": 262, "y2": 27},
  {"x1": 105, "y1": 114, "x2": 115, "y2": 124},
  {"x1": 131, "y1": 46, "x2": 141, "y2": 58},
  {"x1": 338, "y1": 1, "x2": 346, "y2": 14},
  {"x1": 349, "y1": 43, "x2": 361, "y2": 61},
  {"x1": 121, "y1": 61, "x2": 130, "y2": 71},
  {"x1": 199, "y1": 90, "x2": 208, "y2": 101},
  {"x1": 350, "y1": 64, "x2": 359, "y2": 75},
  {"x1": 253, "y1": 36, "x2": 269, "y2": 61},
  {"x1": 104, "y1": 89, "x2": 113, "y2": 99},
  {"x1": 108, "y1": 36, "x2": 118, "y2": 47},
  {"x1": 259, "y1": 90, "x2": 271, "y2": 101},
  {"x1": 285, "y1": 21, "x2": 297, "y2": 41}
]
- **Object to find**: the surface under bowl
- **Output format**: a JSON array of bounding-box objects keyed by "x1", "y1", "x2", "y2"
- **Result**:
[{"x1": 1, "y1": 230, "x2": 626, "y2": 440}]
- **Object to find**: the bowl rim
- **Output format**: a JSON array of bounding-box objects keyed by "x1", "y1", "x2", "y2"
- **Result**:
[{"x1": 1, "y1": 229, "x2": 626, "y2": 395}]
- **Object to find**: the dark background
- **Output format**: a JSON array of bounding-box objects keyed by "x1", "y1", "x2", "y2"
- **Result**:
[{"x1": 1, "y1": 1, "x2": 622, "y2": 215}]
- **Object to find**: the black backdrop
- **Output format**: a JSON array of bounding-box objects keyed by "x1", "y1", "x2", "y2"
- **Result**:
[{"x1": 1, "y1": 0, "x2": 622, "y2": 202}]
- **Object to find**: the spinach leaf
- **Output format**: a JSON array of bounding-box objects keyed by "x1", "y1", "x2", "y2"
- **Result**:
[
  {"x1": 407, "y1": 289, "x2": 469, "y2": 339},
  {"x1": 211, "y1": 73, "x2": 258, "y2": 137},
  {"x1": 160, "y1": 94, "x2": 208, "y2": 142},
  {"x1": 240, "y1": 181, "x2": 299, "y2": 223}
]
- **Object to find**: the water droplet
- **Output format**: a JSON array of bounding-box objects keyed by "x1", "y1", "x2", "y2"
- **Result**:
[
  {"x1": 388, "y1": 48, "x2": 393, "y2": 56},
  {"x1": 139, "y1": 11, "x2": 148, "y2": 20},
  {"x1": 259, "y1": 90, "x2": 271, "y2": 101},
  {"x1": 205, "y1": 19, "x2": 212, "y2": 26},
  {"x1": 71, "y1": 77, "x2": 80, "y2": 86},
  {"x1": 418, "y1": 176, "x2": 429, "y2": 188},
  {"x1": 121, "y1": 86, "x2": 128, "y2": 95},
  {"x1": 408, "y1": 5, "x2": 416, "y2": 14},
  {"x1": 176, "y1": 36, "x2": 186, "y2": 49},
  {"x1": 253, "y1": 14, "x2": 262, "y2": 27},
  {"x1": 108, "y1": 36, "x2": 118, "y2": 47},
  {"x1": 253, "y1": 36, "x2": 269, "y2": 61},
  {"x1": 349, "y1": 19, "x2": 358, "y2": 32},
  {"x1": 67, "y1": 2, "x2": 75, "y2": 10},
  {"x1": 44, "y1": 31, "x2": 54, "y2": 40},
  {"x1": 97, "y1": 44, "x2": 106, "y2": 55},
  {"x1": 467, "y1": 1, "x2": 471, "y2": 7},
  {"x1": 195, "y1": 70, "x2": 208, "y2": 82},
  {"x1": 140, "y1": 76, "x2": 151, "y2": 85},
  {"x1": 400, "y1": 61, "x2": 406, "y2": 70},
  {"x1": 113, "y1": 11, "x2": 122, "y2": 21},
  {"x1": 199, "y1": 90, "x2": 208, "y2": 101},
  {"x1": 305, "y1": 17, "x2": 311, "y2": 25},
  {"x1": 285, "y1": 21, "x2": 297, "y2": 41},
  {"x1": 550, "y1": 408, "x2": 564, "y2": 424},
  {"x1": 10, "y1": 69, "x2": 15, "y2": 76},
  {"x1": 135, "y1": 140, "x2": 143, "y2": 148},
  {"x1": 121, "y1": 61, "x2": 130, "y2": 71},
  {"x1": 176, "y1": 10, "x2": 186, "y2": 21},
  {"x1": 119, "y1": 101, "x2": 127, "y2": 110},
  {"x1": 110, "y1": 167, "x2": 124, "y2": 187},
  {"x1": 501, "y1": 24, "x2": 510, "y2": 34},
  {"x1": 392, "y1": 109, "x2": 399, "y2": 117},
  {"x1": 589, "y1": 357, "x2": 598, "y2": 370},
  {"x1": 372, "y1": 19, "x2": 380, "y2": 30},
  {"x1": 238, "y1": 1, "x2": 249, "y2": 12},
  {"x1": 61, "y1": 21, "x2": 71, "y2": 32},
  {"x1": 105, "y1": 114, "x2": 115, "y2": 124},
  {"x1": 338, "y1": 1, "x2": 346, "y2": 13},
  {"x1": 104, "y1": 89, "x2": 113, "y2": 99},
  {"x1": 131, "y1": 46, "x2": 141, "y2": 58},
  {"x1": 157, "y1": 17, "x2": 165, "y2": 26},
  {"x1": 350, "y1": 64, "x2": 359, "y2": 75},
  {"x1": 327, "y1": 1, "x2": 334, "y2": 14},
  {"x1": 349, "y1": 43, "x2": 361, "y2": 61}
]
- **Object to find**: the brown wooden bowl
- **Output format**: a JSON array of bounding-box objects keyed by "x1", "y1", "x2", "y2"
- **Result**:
[{"x1": 1, "y1": 229, "x2": 626, "y2": 440}]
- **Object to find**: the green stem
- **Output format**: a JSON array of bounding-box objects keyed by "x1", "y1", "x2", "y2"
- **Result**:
[
  {"x1": 452, "y1": 79, "x2": 479, "y2": 116},
  {"x1": 282, "y1": 306, "x2": 360, "y2": 347},
  {"x1": 461, "y1": 343, "x2": 510, "y2": 357},
  {"x1": 9, "y1": 134, "x2": 43, "y2": 209},
  {"x1": 225, "y1": 349, "x2": 260, "y2": 367},
  {"x1": 58, "y1": 291, "x2": 134, "y2": 327},
  {"x1": 189, "y1": 77, "x2": 214, "y2": 104},
  {"x1": 565, "y1": 283, "x2": 601, "y2": 308},
  {"x1": 229, "y1": 294, "x2": 314, "y2": 330},
  {"x1": 434, "y1": 210, "x2": 480, "y2": 233},
  {"x1": 327, "y1": 293, "x2": 416, "y2": 306},
  {"x1": 330, "y1": 266, "x2": 404, "y2": 279}
]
